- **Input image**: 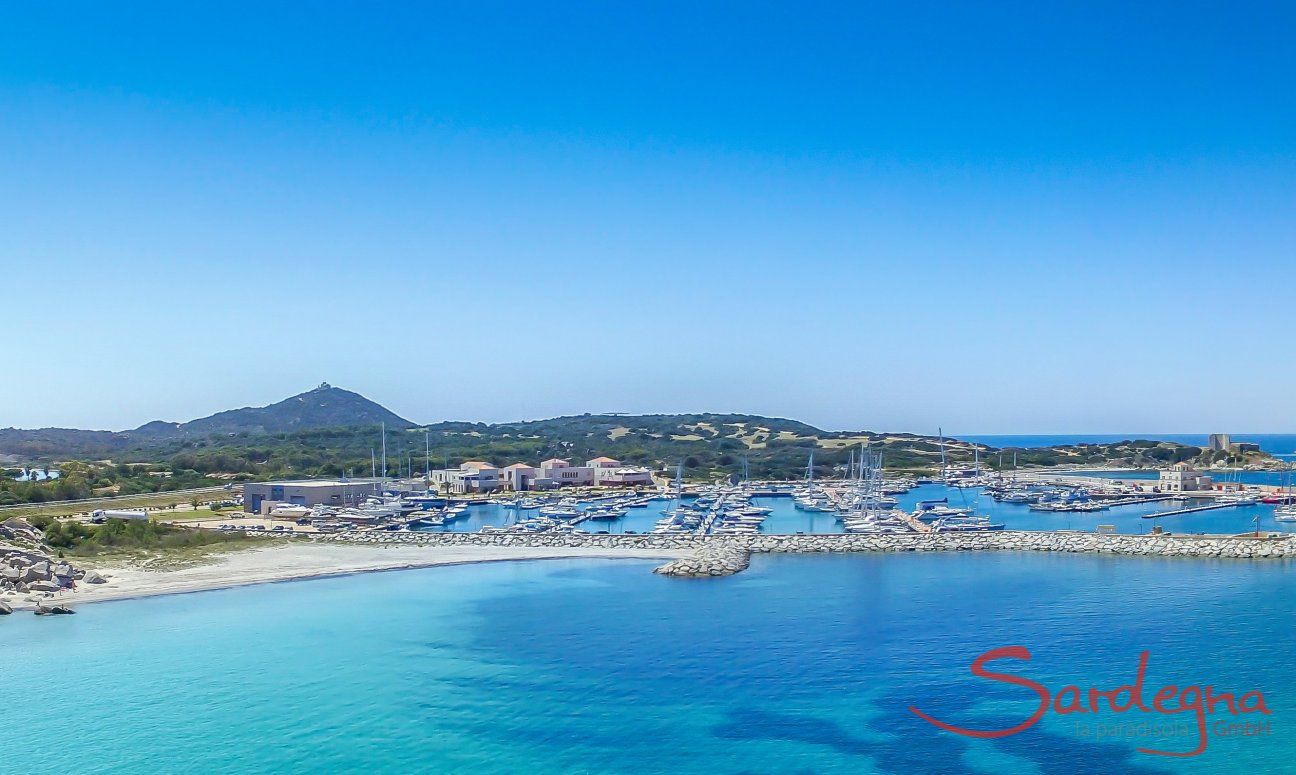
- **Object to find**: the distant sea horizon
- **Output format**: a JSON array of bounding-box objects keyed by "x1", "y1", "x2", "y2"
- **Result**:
[{"x1": 961, "y1": 433, "x2": 1296, "y2": 457}]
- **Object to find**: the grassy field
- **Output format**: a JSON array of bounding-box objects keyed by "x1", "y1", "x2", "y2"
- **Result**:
[
  {"x1": 0, "y1": 487, "x2": 229, "y2": 521},
  {"x1": 63, "y1": 533, "x2": 278, "y2": 569}
]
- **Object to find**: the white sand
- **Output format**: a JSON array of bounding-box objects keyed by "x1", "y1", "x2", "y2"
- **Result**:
[{"x1": 4, "y1": 543, "x2": 687, "y2": 611}]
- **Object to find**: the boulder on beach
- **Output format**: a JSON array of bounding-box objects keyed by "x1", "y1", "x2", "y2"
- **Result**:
[
  {"x1": 22, "y1": 562, "x2": 51, "y2": 583},
  {"x1": 0, "y1": 601, "x2": 12, "y2": 615},
  {"x1": 28, "y1": 580, "x2": 60, "y2": 593},
  {"x1": 2, "y1": 517, "x2": 36, "y2": 532},
  {"x1": 83, "y1": 571, "x2": 107, "y2": 585},
  {"x1": 34, "y1": 603, "x2": 74, "y2": 615}
]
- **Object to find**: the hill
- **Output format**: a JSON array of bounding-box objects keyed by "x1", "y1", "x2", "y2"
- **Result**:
[
  {"x1": 0, "y1": 384, "x2": 414, "y2": 459},
  {"x1": 128, "y1": 383, "x2": 415, "y2": 439},
  {"x1": 0, "y1": 387, "x2": 1281, "y2": 484}
]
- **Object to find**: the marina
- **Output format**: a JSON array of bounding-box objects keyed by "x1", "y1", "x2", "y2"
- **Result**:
[{"x1": 220, "y1": 466, "x2": 1296, "y2": 539}]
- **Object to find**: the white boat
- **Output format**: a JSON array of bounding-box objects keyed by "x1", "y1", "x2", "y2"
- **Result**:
[{"x1": 913, "y1": 505, "x2": 974, "y2": 520}]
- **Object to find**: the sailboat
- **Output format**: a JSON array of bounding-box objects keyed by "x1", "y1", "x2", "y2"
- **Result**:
[{"x1": 795, "y1": 451, "x2": 833, "y2": 512}]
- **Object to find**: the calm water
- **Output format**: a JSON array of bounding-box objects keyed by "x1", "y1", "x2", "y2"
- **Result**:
[
  {"x1": 5, "y1": 554, "x2": 1292, "y2": 773},
  {"x1": 421, "y1": 486, "x2": 1291, "y2": 537},
  {"x1": 897, "y1": 483, "x2": 1293, "y2": 536},
  {"x1": 421, "y1": 496, "x2": 845, "y2": 536}
]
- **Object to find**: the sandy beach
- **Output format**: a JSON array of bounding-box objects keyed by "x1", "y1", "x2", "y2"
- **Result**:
[{"x1": 2, "y1": 543, "x2": 687, "y2": 611}]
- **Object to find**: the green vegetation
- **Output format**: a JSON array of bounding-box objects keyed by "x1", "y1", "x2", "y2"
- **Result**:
[
  {"x1": 2, "y1": 387, "x2": 1281, "y2": 488},
  {"x1": 7, "y1": 415, "x2": 1268, "y2": 485},
  {"x1": 28, "y1": 516, "x2": 254, "y2": 556},
  {"x1": 0, "y1": 489, "x2": 227, "y2": 521},
  {"x1": 0, "y1": 460, "x2": 233, "y2": 508}
]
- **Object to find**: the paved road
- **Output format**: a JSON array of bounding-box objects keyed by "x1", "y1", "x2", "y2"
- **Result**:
[{"x1": 0, "y1": 485, "x2": 233, "y2": 513}]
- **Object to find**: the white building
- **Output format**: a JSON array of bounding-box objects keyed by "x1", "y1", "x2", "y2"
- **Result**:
[
  {"x1": 500, "y1": 463, "x2": 539, "y2": 491},
  {"x1": 1159, "y1": 463, "x2": 1213, "y2": 492},
  {"x1": 587, "y1": 457, "x2": 654, "y2": 486},
  {"x1": 429, "y1": 462, "x2": 501, "y2": 493},
  {"x1": 539, "y1": 458, "x2": 594, "y2": 486},
  {"x1": 429, "y1": 457, "x2": 653, "y2": 492}
]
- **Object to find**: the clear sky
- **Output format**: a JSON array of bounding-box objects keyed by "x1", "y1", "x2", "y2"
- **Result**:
[{"x1": 3, "y1": 2, "x2": 1294, "y2": 434}]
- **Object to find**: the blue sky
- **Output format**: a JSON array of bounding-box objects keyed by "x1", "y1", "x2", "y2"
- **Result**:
[{"x1": 3, "y1": 2, "x2": 1294, "y2": 433}]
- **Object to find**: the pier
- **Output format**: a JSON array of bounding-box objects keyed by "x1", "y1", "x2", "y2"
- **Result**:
[
  {"x1": 1142, "y1": 501, "x2": 1257, "y2": 519},
  {"x1": 323, "y1": 529, "x2": 1296, "y2": 566},
  {"x1": 896, "y1": 510, "x2": 933, "y2": 533}
]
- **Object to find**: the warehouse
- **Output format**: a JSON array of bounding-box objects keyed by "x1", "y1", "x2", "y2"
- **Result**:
[{"x1": 242, "y1": 479, "x2": 381, "y2": 514}]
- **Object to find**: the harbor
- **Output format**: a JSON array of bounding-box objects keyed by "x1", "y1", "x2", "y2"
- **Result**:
[{"x1": 184, "y1": 464, "x2": 1296, "y2": 540}]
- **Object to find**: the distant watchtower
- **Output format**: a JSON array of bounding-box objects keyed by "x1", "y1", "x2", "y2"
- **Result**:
[{"x1": 1208, "y1": 434, "x2": 1231, "y2": 452}]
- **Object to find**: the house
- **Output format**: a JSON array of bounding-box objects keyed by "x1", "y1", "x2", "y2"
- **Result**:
[{"x1": 500, "y1": 463, "x2": 539, "y2": 491}]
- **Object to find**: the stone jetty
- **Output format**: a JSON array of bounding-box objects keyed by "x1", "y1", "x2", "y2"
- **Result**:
[
  {"x1": 322, "y1": 529, "x2": 1296, "y2": 577},
  {"x1": 654, "y1": 544, "x2": 751, "y2": 577}
]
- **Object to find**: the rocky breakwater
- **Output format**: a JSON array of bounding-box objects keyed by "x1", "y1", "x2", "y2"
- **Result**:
[
  {"x1": 653, "y1": 543, "x2": 751, "y2": 578},
  {"x1": 325, "y1": 528, "x2": 1296, "y2": 567},
  {"x1": 741, "y1": 531, "x2": 1296, "y2": 559}
]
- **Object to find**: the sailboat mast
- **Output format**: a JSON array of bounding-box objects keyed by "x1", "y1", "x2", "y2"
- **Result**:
[
  {"x1": 939, "y1": 427, "x2": 946, "y2": 480},
  {"x1": 381, "y1": 422, "x2": 387, "y2": 480}
]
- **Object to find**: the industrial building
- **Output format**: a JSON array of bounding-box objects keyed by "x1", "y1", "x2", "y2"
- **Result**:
[{"x1": 243, "y1": 479, "x2": 382, "y2": 514}]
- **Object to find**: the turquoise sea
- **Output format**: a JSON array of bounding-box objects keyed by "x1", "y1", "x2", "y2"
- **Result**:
[{"x1": 5, "y1": 554, "x2": 1291, "y2": 773}]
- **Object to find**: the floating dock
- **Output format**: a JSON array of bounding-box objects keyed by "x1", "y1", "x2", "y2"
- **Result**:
[{"x1": 1142, "y1": 501, "x2": 1256, "y2": 519}]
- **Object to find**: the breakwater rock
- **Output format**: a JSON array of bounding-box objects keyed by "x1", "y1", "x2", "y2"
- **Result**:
[
  {"x1": 324, "y1": 529, "x2": 1296, "y2": 568},
  {"x1": 654, "y1": 545, "x2": 751, "y2": 577}
]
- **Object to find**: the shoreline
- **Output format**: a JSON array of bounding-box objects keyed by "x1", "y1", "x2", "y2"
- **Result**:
[
  {"x1": 3, "y1": 543, "x2": 687, "y2": 611},
  {"x1": 9, "y1": 525, "x2": 1296, "y2": 613}
]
